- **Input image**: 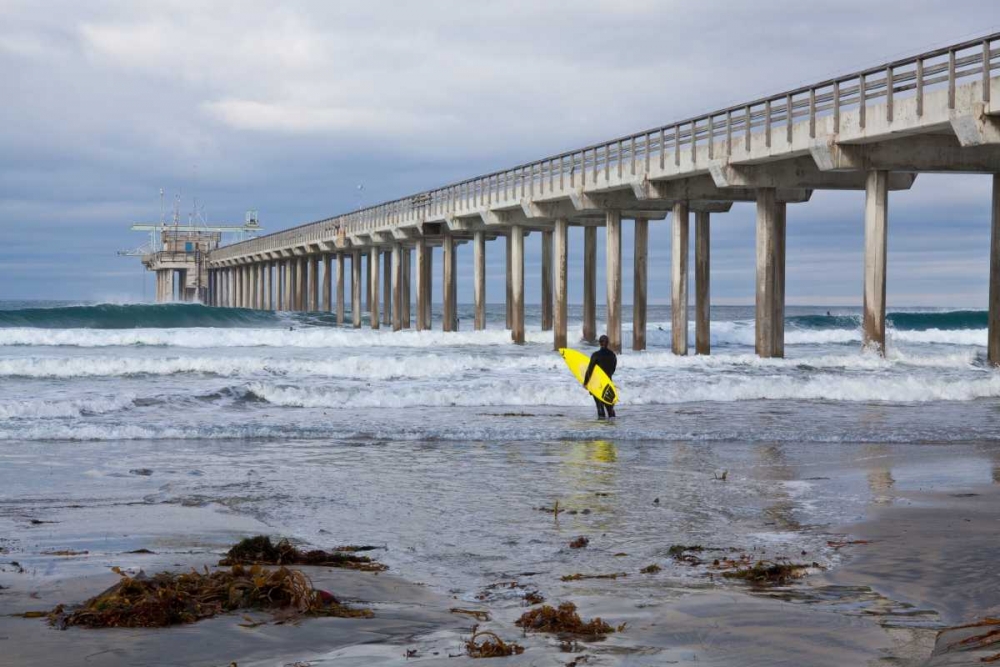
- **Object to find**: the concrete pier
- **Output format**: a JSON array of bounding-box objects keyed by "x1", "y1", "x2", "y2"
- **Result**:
[
  {"x1": 553, "y1": 218, "x2": 568, "y2": 350},
  {"x1": 296, "y1": 257, "x2": 306, "y2": 311},
  {"x1": 336, "y1": 254, "x2": 345, "y2": 325},
  {"x1": 505, "y1": 234, "x2": 513, "y2": 330},
  {"x1": 416, "y1": 240, "x2": 428, "y2": 331},
  {"x1": 402, "y1": 248, "x2": 411, "y2": 329},
  {"x1": 755, "y1": 188, "x2": 785, "y2": 358},
  {"x1": 541, "y1": 231, "x2": 553, "y2": 331},
  {"x1": 323, "y1": 254, "x2": 332, "y2": 312},
  {"x1": 606, "y1": 210, "x2": 622, "y2": 353},
  {"x1": 695, "y1": 212, "x2": 711, "y2": 355},
  {"x1": 382, "y1": 250, "x2": 392, "y2": 326},
  {"x1": 863, "y1": 170, "x2": 889, "y2": 354},
  {"x1": 352, "y1": 251, "x2": 362, "y2": 328},
  {"x1": 370, "y1": 249, "x2": 380, "y2": 329},
  {"x1": 424, "y1": 244, "x2": 433, "y2": 328},
  {"x1": 391, "y1": 245, "x2": 402, "y2": 331},
  {"x1": 511, "y1": 224, "x2": 525, "y2": 344},
  {"x1": 443, "y1": 232, "x2": 457, "y2": 332},
  {"x1": 203, "y1": 34, "x2": 1000, "y2": 362},
  {"x1": 633, "y1": 216, "x2": 648, "y2": 351},
  {"x1": 583, "y1": 226, "x2": 596, "y2": 343},
  {"x1": 991, "y1": 174, "x2": 1000, "y2": 366},
  {"x1": 474, "y1": 230, "x2": 486, "y2": 330},
  {"x1": 672, "y1": 201, "x2": 689, "y2": 355}
]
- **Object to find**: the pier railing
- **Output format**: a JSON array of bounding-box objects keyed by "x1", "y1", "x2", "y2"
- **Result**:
[{"x1": 211, "y1": 33, "x2": 1000, "y2": 263}]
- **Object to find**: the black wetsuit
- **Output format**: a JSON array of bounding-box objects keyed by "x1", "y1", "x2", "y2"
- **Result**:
[{"x1": 584, "y1": 347, "x2": 617, "y2": 418}]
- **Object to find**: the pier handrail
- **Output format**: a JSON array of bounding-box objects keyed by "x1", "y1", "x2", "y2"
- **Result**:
[{"x1": 210, "y1": 32, "x2": 1000, "y2": 262}]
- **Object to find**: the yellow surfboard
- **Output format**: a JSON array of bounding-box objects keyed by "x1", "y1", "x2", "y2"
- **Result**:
[{"x1": 559, "y1": 348, "x2": 619, "y2": 406}]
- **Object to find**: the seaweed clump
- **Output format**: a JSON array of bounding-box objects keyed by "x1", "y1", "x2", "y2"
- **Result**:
[
  {"x1": 720, "y1": 560, "x2": 814, "y2": 586},
  {"x1": 465, "y1": 624, "x2": 525, "y2": 658},
  {"x1": 515, "y1": 602, "x2": 615, "y2": 636},
  {"x1": 220, "y1": 536, "x2": 386, "y2": 572},
  {"x1": 47, "y1": 564, "x2": 371, "y2": 629}
]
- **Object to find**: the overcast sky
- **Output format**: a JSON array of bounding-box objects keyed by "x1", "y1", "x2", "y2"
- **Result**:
[{"x1": 1, "y1": 1, "x2": 999, "y2": 306}]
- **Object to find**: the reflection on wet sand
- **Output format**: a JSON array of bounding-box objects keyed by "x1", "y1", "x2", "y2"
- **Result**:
[
  {"x1": 755, "y1": 442, "x2": 801, "y2": 531},
  {"x1": 862, "y1": 444, "x2": 896, "y2": 506}
]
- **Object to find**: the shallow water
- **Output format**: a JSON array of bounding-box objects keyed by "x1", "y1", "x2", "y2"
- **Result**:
[{"x1": 1, "y1": 300, "x2": 999, "y2": 633}]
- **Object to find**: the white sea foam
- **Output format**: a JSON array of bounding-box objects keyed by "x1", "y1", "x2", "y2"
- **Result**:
[
  {"x1": 0, "y1": 321, "x2": 989, "y2": 349},
  {"x1": 245, "y1": 370, "x2": 1000, "y2": 409},
  {"x1": 0, "y1": 344, "x2": 979, "y2": 380},
  {"x1": 0, "y1": 394, "x2": 135, "y2": 420}
]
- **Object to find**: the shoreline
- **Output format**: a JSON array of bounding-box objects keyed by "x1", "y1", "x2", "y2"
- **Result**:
[{"x1": 2, "y1": 481, "x2": 999, "y2": 665}]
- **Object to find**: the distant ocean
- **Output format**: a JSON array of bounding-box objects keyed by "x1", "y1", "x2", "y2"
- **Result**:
[{"x1": 2, "y1": 299, "x2": 999, "y2": 603}]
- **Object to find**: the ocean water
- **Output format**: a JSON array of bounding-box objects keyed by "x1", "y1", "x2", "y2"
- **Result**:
[{"x1": 2, "y1": 300, "x2": 999, "y2": 627}]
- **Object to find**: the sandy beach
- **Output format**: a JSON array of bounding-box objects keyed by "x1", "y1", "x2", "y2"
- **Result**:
[{"x1": 2, "y1": 470, "x2": 998, "y2": 666}]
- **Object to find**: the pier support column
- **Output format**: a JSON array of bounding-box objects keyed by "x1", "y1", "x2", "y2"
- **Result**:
[
  {"x1": 364, "y1": 252, "x2": 371, "y2": 313},
  {"x1": 284, "y1": 261, "x2": 293, "y2": 312},
  {"x1": 633, "y1": 216, "x2": 648, "y2": 351},
  {"x1": 256, "y1": 264, "x2": 264, "y2": 309},
  {"x1": 443, "y1": 233, "x2": 457, "y2": 332},
  {"x1": 383, "y1": 250, "x2": 392, "y2": 326},
  {"x1": 274, "y1": 263, "x2": 281, "y2": 310},
  {"x1": 416, "y1": 240, "x2": 428, "y2": 331},
  {"x1": 310, "y1": 257, "x2": 320, "y2": 312},
  {"x1": 990, "y1": 174, "x2": 1000, "y2": 366},
  {"x1": 863, "y1": 170, "x2": 889, "y2": 355},
  {"x1": 244, "y1": 266, "x2": 252, "y2": 308},
  {"x1": 391, "y1": 244, "x2": 402, "y2": 331},
  {"x1": 296, "y1": 257, "x2": 306, "y2": 311},
  {"x1": 755, "y1": 188, "x2": 786, "y2": 358},
  {"x1": 672, "y1": 201, "x2": 690, "y2": 355},
  {"x1": 862, "y1": 175, "x2": 889, "y2": 356},
  {"x1": 323, "y1": 254, "x2": 332, "y2": 312},
  {"x1": 426, "y1": 245, "x2": 434, "y2": 329},
  {"x1": 505, "y1": 234, "x2": 513, "y2": 329},
  {"x1": 554, "y1": 218, "x2": 568, "y2": 350},
  {"x1": 336, "y1": 253, "x2": 345, "y2": 326},
  {"x1": 260, "y1": 263, "x2": 267, "y2": 310},
  {"x1": 474, "y1": 230, "x2": 486, "y2": 330},
  {"x1": 696, "y1": 212, "x2": 711, "y2": 355},
  {"x1": 264, "y1": 263, "x2": 271, "y2": 310},
  {"x1": 370, "y1": 249, "x2": 380, "y2": 330},
  {"x1": 351, "y1": 251, "x2": 362, "y2": 328},
  {"x1": 541, "y1": 230, "x2": 553, "y2": 331},
  {"x1": 583, "y1": 226, "x2": 597, "y2": 343},
  {"x1": 606, "y1": 211, "x2": 622, "y2": 353},
  {"x1": 402, "y1": 248, "x2": 411, "y2": 329},
  {"x1": 511, "y1": 224, "x2": 525, "y2": 344}
]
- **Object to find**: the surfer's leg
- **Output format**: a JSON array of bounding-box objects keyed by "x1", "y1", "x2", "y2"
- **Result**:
[
  {"x1": 594, "y1": 396, "x2": 606, "y2": 419},
  {"x1": 607, "y1": 404, "x2": 616, "y2": 419}
]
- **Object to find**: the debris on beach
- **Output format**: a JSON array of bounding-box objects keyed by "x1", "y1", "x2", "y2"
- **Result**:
[
  {"x1": 560, "y1": 572, "x2": 627, "y2": 582},
  {"x1": 476, "y1": 580, "x2": 543, "y2": 606},
  {"x1": 523, "y1": 590, "x2": 545, "y2": 605},
  {"x1": 536, "y1": 501, "x2": 565, "y2": 517},
  {"x1": 569, "y1": 536, "x2": 589, "y2": 549},
  {"x1": 639, "y1": 564, "x2": 661, "y2": 574},
  {"x1": 47, "y1": 564, "x2": 372, "y2": 629},
  {"x1": 40, "y1": 550, "x2": 88, "y2": 557},
  {"x1": 128, "y1": 468, "x2": 154, "y2": 476},
  {"x1": 719, "y1": 560, "x2": 816, "y2": 586},
  {"x1": 451, "y1": 607, "x2": 491, "y2": 621},
  {"x1": 826, "y1": 539, "x2": 871, "y2": 549},
  {"x1": 936, "y1": 617, "x2": 1000, "y2": 663},
  {"x1": 333, "y1": 545, "x2": 382, "y2": 552},
  {"x1": 714, "y1": 470, "x2": 728, "y2": 481},
  {"x1": 668, "y1": 545, "x2": 704, "y2": 565},
  {"x1": 464, "y1": 624, "x2": 525, "y2": 658},
  {"x1": 219, "y1": 536, "x2": 386, "y2": 572},
  {"x1": 515, "y1": 602, "x2": 617, "y2": 636}
]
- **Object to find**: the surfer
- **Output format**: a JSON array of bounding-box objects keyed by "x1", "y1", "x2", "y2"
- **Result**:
[{"x1": 584, "y1": 335, "x2": 617, "y2": 419}]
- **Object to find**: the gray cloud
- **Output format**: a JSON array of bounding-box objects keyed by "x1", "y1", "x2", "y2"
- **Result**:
[{"x1": 1, "y1": 0, "x2": 998, "y2": 305}]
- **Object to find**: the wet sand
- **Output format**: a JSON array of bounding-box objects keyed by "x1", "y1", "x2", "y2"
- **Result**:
[{"x1": 2, "y1": 484, "x2": 998, "y2": 665}]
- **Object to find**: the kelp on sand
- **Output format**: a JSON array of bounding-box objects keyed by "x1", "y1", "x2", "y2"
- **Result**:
[
  {"x1": 47, "y1": 564, "x2": 372, "y2": 629},
  {"x1": 220, "y1": 535, "x2": 386, "y2": 572},
  {"x1": 515, "y1": 602, "x2": 617, "y2": 636}
]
